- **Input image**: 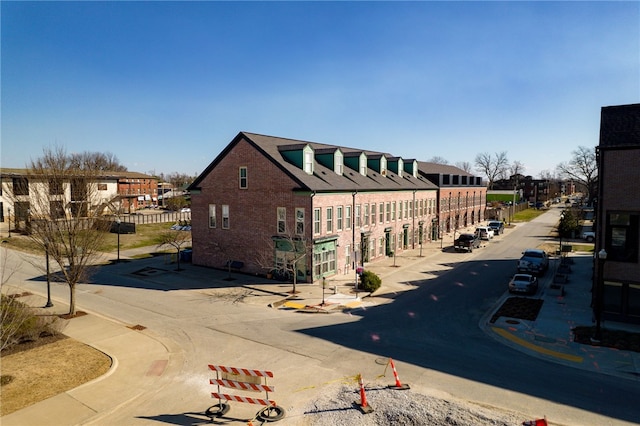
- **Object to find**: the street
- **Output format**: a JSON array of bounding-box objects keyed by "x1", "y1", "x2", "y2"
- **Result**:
[{"x1": 3, "y1": 208, "x2": 640, "y2": 425}]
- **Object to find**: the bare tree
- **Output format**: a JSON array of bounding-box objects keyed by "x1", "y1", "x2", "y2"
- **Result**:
[
  {"x1": 428, "y1": 156, "x2": 449, "y2": 165},
  {"x1": 454, "y1": 161, "x2": 472, "y2": 173},
  {"x1": 5, "y1": 146, "x2": 111, "y2": 315},
  {"x1": 509, "y1": 161, "x2": 525, "y2": 178},
  {"x1": 157, "y1": 228, "x2": 192, "y2": 271},
  {"x1": 256, "y1": 231, "x2": 312, "y2": 294},
  {"x1": 556, "y1": 146, "x2": 598, "y2": 201},
  {"x1": 0, "y1": 248, "x2": 31, "y2": 351},
  {"x1": 474, "y1": 151, "x2": 509, "y2": 189},
  {"x1": 69, "y1": 151, "x2": 127, "y2": 172}
]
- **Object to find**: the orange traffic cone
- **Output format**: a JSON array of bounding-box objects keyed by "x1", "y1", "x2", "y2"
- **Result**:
[
  {"x1": 355, "y1": 374, "x2": 374, "y2": 414},
  {"x1": 388, "y1": 358, "x2": 410, "y2": 390}
]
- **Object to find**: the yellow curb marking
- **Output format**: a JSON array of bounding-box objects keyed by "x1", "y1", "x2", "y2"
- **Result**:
[
  {"x1": 492, "y1": 327, "x2": 583, "y2": 363},
  {"x1": 282, "y1": 301, "x2": 306, "y2": 309},
  {"x1": 342, "y1": 301, "x2": 363, "y2": 308}
]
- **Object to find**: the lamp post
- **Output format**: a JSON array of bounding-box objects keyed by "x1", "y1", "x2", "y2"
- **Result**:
[
  {"x1": 116, "y1": 218, "x2": 121, "y2": 263},
  {"x1": 593, "y1": 248, "x2": 607, "y2": 342},
  {"x1": 559, "y1": 211, "x2": 565, "y2": 261},
  {"x1": 7, "y1": 208, "x2": 11, "y2": 237},
  {"x1": 44, "y1": 240, "x2": 53, "y2": 308},
  {"x1": 321, "y1": 277, "x2": 326, "y2": 306}
]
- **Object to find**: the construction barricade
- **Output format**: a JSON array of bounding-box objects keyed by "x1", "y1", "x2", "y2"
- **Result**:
[{"x1": 207, "y1": 364, "x2": 286, "y2": 422}]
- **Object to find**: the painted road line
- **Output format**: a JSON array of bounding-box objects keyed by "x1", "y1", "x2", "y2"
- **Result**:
[{"x1": 492, "y1": 327, "x2": 583, "y2": 363}]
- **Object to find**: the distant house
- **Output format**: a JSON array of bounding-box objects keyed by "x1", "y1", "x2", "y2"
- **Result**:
[
  {"x1": 595, "y1": 103, "x2": 640, "y2": 324},
  {"x1": 188, "y1": 132, "x2": 440, "y2": 283},
  {"x1": 116, "y1": 171, "x2": 159, "y2": 211}
]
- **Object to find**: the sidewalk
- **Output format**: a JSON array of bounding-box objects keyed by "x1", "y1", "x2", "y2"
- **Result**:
[{"x1": 3, "y1": 224, "x2": 639, "y2": 425}]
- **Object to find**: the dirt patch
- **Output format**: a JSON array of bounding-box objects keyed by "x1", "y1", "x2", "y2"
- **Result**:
[
  {"x1": 490, "y1": 297, "x2": 544, "y2": 323},
  {"x1": 0, "y1": 336, "x2": 112, "y2": 416}
]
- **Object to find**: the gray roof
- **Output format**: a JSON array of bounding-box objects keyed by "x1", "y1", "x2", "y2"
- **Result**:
[
  {"x1": 190, "y1": 132, "x2": 438, "y2": 193},
  {"x1": 417, "y1": 161, "x2": 473, "y2": 177}
]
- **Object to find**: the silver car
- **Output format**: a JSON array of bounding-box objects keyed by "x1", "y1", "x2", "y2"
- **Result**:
[{"x1": 508, "y1": 273, "x2": 539, "y2": 294}]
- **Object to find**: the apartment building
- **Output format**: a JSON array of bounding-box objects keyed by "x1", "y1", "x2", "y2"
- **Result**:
[{"x1": 188, "y1": 132, "x2": 440, "y2": 283}]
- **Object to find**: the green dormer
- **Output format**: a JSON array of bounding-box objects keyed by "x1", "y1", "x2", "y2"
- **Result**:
[
  {"x1": 387, "y1": 157, "x2": 404, "y2": 178},
  {"x1": 279, "y1": 144, "x2": 315, "y2": 175},
  {"x1": 344, "y1": 152, "x2": 367, "y2": 176},
  {"x1": 403, "y1": 159, "x2": 418, "y2": 178},
  {"x1": 367, "y1": 153, "x2": 388, "y2": 176},
  {"x1": 315, "y1": 148, "x2": 344, "y2": 175}
]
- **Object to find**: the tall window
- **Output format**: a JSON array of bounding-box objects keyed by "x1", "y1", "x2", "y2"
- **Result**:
[
  {"x1": 399, "y1": 201, "x2": 403, "y2": 220},
  {"x1": 304, "y1": 148, "x2": 314, "y2": 174},
  {"x1": 296, "y1": 208, "x2": 305, "y2": 235},
  {"x1": 606, "y1": 212, "x2": 639, "y2": 262},
  {"x1": 313, "y1": 208, "x2": 321, "y2": 234},
  {"x1": 345, "y1": 244, "x2": 351, "y2": 270},
  {"x1": 209, "y1": 204, "x2": 216, "y2": 228},
  {"x1": 379, "y1": 203, "x2": 384, "y2": 223},
  {"x1": 364, "y1": 204, "x2": 369, "y2": 226},
  {"x1": 385, "y1": 202, "x2": 391, "y2": 222},
  {"x1": 222, "y1": 205, "x2": 230, "y2": 229},
  {"x1": 239, "y1": 167, "x2": 248, "y2": 189},
  {"x1": 326, "y1": 207, "x2": 333, "y2": 233},
  {"x1": 355, "y1": 204, "x2": 361, "y2": 227},
  {"x1": 346, "y1": 206, "x2": 352, "y2": 230},
  {"x1": 404, "y1": 200, "x2": 409, "y2": 219},
  {"x1": 392, "y1": 202, "x2": 396, "y2": 221},
  {"x1": 13, "y1": 178, "x2": 28, "y2": 196},
  {"x1": 337, "y1": 206, "x2": 343, "y2": 231},
  {"x1": 277, "y1": 207, "x2": 286, "y2": 233},
  {"x1": 371, "y1": 203, "x2": 376, "y2": 225}
]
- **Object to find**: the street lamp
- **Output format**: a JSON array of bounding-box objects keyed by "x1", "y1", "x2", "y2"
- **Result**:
[
  {"x1": 593, "y1": 248, "x2": 607, "y2": 342},
  {"x1": 116, "y1": 218, "x2": 121, "y2": 263},
  {"x1": 44, "y1": 239, "x2": 53, "y2": 308},
  {"x1": 321, "y1": 277, "x2": 326, "y2": 306},
  {"x1": 559, "y1": 211, "x2": 565, "y2": 261}
]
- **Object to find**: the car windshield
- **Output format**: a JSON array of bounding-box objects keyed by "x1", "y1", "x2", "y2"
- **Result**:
[
  {"x1": 513, "y1": 275, "x2": 530, "y2": 282},
  {"x1": 524, "y1": 251, "x2": 543, "y2": 258}
]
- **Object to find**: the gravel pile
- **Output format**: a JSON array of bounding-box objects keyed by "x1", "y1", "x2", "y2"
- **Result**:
[{"x1": 296, "y1": 384, "x2": 527, "y2": 426}]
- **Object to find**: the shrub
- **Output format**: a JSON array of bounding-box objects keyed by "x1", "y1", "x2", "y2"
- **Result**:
[
  {"x1": 360, "y1": 270, "x2": 382, "y2": 293},
  {"x1": 1, "y1": 294, "x2": 64, "y2": 352}
]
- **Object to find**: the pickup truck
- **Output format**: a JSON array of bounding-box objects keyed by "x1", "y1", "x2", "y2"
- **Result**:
[
  {"x1": 581, "y1": 231, "x2": 595, "y2": 242},
  {"x1": 454, "y1": 233, "x2": 481, "y2": 252}
]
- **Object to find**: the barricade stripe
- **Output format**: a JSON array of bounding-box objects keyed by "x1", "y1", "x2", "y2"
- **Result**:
[
  {"x1": 210, "y1": 379, "x2": 275, "y2": 392},
  {"x1": 208, "y1": 365, "x2": 274, "y2": 377},
  {"x1": 211, "y1": 392, "x2": 276, "y2": 406}
]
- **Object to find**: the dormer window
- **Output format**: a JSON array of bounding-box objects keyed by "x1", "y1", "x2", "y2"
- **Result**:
[
  {"x1": 359, "y1": 153, "x2": 367, "y2": 176},
  {"x1": 380, "y1": 156, "x2": 387, "y2": 176},
  {"x1": 334, "y1": 150, "x2": 343, "y2": 176},
  {"x1": 303, "y1": 146, "x2": 314, "y2": 175}
]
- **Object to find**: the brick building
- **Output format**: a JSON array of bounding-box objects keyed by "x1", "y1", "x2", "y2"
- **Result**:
[
  {"x1": 595, "y1": 103, "x2": 640, "y2": 324},
  {"x1": 188, "y1": 132, "x2": 439, "y2": 283},
  {"x1": 417, "y1": 162, "x2": 487, "y2": 239},
  {"x1": 116, "y1": 172, "x2": 159, "y2": 211}
]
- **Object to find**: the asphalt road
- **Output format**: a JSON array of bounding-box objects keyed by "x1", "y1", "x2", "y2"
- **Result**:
[{"x1": 4, "y1": 210, "x2": 640, "y2": 425}]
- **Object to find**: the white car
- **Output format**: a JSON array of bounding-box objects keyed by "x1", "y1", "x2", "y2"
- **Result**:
[
  {"x1": 475, "y1": 226, "x2": 494, "y2": 240},
  {"x1": 508, "y1": 273, "x2": 539, "y2": 294},
  {"x1": 180, "y1": 207, "x2": 191, "y2": 213}
]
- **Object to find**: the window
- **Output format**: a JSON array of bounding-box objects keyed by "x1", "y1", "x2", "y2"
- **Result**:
[
  {"x1": 404, "y1": 200, "x2": 409, "y2": 219},
  {"x1": 239, "y1": 167, "x2": 248, "y2": 189},
  {"x1": 371, "y1": 203, "x2": 376, "y2": 225},
  {"x1": 379, "y1": 238, "x2": 385, "y2": 256},
  {"x1": 295, "y1": 208, "x2": 305, "y2": 234},
  {"x1": 355, "y1": 204, "x2": 361, "y2": 227},
  {"x1": 277, "y1": 207, "x2": 286, "y2": 233},
  {"x1": 50, "y1": 201, "x2": 65, "y2": 220},
  {"x1": 345, "y1": 244, "x2": 351, "y2": 270},
  {"x1": 335, "y1": 151, "x2": 343, "y2": 175},
  {"x1": 337, "y1": 206, "x2": 343, "y2": 231},
  {"x1": 379, "y1": 203, "x2": 384, "y2": 223},
  {"x1": 313, "y1": 208, "x2": 321, "y2": 234},
  {"x1": 399, "y1": 201, "x2": 403, "y2": 220},
  {"x1": 605, "y1": 212, "x2": 639, "y2": 262},
  {"x1": 304, "y1": 147, "x2": 314, "y2": 174},
  {"x1": 49, "y1": 179, "x2": 64, "y2": 195},
  {"x1": 222, "y1": 205, "x2": 229, "y2": 229},
  {"x1": 419, "y1": 199, "x2": 424, "y2": 217},
  {"x1": 392, "y1": 202, "x2": 396, "y2": 221},
  {"x1": 364, "y1": 204, "x2": 369, "y2": 226},
  {"x1": 209, "y1": 204, "x2": 216, "y2": 228},
  {"x1": 346, "y1": 206, "x2": 352, "y2": 230},
  {"x1": 385, "y1": 202, "x2": 391, "y2": 222},
  {"x1": 13, "y1": 178, "x2": 28, "y2": 196},
  {"x1": 326, "y1": 207, "x2": 333, "y2": 233}
]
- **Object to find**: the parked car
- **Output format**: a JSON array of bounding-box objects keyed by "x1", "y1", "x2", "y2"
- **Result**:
[
  {"x1": 487, "y1": 220, "x2": 505, "y2": 235},
  {"x1": 475, "y1": 226, "x2": 494, "y2": 240},
  {"x1": 581, "y1": 231, "x2": 595, "y2": 242},
  {"x1": 454, "y1": 233, "x2": 481, "y2": 252},
  {"x1": 508, "y1": 273, "x2": 539, "y2": 294},
  {"x1": 180, "y1": 207, "x2": 191, "y2": 213},
  {"x1": 517, "y1": 249, "x2": 549, "y2": 275}
]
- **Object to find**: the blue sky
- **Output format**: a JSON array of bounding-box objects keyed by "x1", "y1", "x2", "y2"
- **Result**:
[{"x1": 2, "y1": 1, "x2": 638, "y2": 179}]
